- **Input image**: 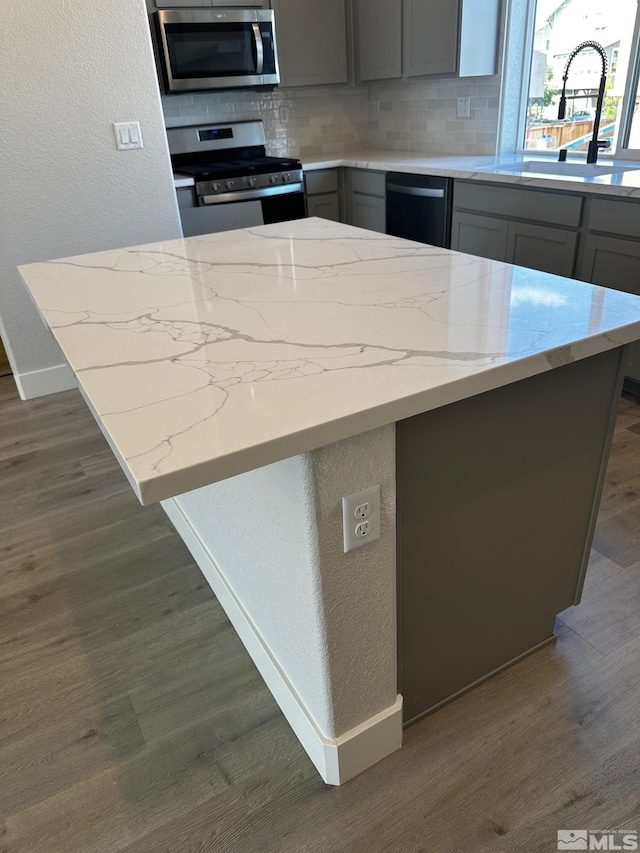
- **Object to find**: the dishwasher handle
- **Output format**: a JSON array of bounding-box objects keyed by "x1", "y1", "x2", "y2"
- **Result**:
[{"x1": 387, "y1": 183, "x2": 445, "y2": 199}]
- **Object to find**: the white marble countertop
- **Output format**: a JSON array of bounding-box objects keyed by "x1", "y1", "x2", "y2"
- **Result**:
[
  {"x1": 173, "y1": 154, "x2": 640, "y2": 198},
  {"x1": 300, "y1": 151, "x2": 640, "y2": 199},
  {"x1": 173, "y1": 173, "x2": 195, "y2": 188},
  {"x1": 19, "y1": 218, "x2": 640, "y2": 504}
]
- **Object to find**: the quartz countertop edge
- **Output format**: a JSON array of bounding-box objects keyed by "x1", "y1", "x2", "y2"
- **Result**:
[
  {"x1": 300, "y1": 152, "x2": 640, "y2": 198},
  {"x1": 18, "y1": 218, "x2": 640, "y2": 505}
]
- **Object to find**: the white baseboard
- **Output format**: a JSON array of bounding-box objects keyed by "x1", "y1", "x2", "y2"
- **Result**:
[
  {"x1": 14, "y1": 363, "x2": 76, "y2": 400},
  {"x1": 161, "y1": 496, "x2": 403, "y2": 786}
]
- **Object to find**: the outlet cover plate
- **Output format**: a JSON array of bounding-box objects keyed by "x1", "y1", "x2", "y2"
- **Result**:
[{"x1": 342, "y1": 485, "x2": 381, "y2": 553}]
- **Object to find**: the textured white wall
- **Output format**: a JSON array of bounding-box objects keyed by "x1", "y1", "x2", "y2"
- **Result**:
[
  {"x1": 0, "y1": 0, "x2": 181, "y2": 382},
  {"x1": 174, "y1": 425, "x2": 397, "y2": 740}
]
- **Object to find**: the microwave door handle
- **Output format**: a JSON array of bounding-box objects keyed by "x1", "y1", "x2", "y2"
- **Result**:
[{"x1": 252, "y1": 23, "x2": 264, "y2": 74}]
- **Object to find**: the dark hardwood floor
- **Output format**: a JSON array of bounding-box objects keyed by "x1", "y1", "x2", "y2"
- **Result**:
[
  {"x1": 0, "y1": 374, "x2": 638, "y2": 853},
  {"x1": 0, "y1": 339, "x2": 11, "y2": 378}
]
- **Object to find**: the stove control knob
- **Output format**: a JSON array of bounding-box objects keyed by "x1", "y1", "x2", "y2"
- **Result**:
[
  {"x1": 212, "y1": 182, "x2": 221, "y2": 193},
  {"x1": 226, "y1": 180, "x2": 235, "y2": 190},
  {"x1": 282, "y1": 172, "x2": 291, "y2": 183},
  {"x1": 248, "y1": 177, "x2": 257, "y2": 188},
  {"x1": 269, "y1": 175, "x2": 279, "y2": 185}
]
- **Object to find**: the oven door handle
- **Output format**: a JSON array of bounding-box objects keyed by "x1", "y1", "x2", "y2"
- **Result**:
[
  {"x1": 199, "y1": 183, "x2": 304, "y2": 205},
  {"x1": 252, "y1": 23, "x2": 264, "y2": 75}
]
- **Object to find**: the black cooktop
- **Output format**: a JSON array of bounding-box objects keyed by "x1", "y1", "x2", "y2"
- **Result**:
[{"x1": 176, "y1": 157, "x2": 301, "y2": 181}]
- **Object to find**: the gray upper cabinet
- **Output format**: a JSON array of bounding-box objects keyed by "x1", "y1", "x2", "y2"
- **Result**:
[
  {"x1": 356, "y1": 0, "x2": 403, "y2": 82},
  {"x1": 403, "y1": 0, "x2": 459, "y2": 77},
  {"x1": 354, "y1": 0, "x2": 499, "y2": 82},
  {"x1": 271, "y1": 0, "x2": 348, "y2": 87}
]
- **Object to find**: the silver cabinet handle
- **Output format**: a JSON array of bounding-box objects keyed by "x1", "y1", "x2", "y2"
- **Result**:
[
  {"x1": 387, "y1": 184, "x2": 445, "y2": 198},
  {"x1": 252, "y1": 23, "x2": 264, "y2": 74}
]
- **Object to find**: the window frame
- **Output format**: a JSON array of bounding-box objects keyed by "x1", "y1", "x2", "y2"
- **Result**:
[{"x1": 514, "y1": 0, "x2": 640, "y2": 159}]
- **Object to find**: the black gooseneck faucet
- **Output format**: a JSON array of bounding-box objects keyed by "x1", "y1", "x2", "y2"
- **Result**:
[{"x1": 557, "y1": 40, "x2": 611, "y2": 164}]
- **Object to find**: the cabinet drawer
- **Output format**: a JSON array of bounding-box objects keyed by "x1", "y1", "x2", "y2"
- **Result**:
[
  {"x1": 587, "y1": 198, "x2": 640, "y2": 239},
  {"x1": 305, "y1": 169, "x2": 339, "y2": 196},
  {"x1": 350, "y1": 169, "x2": 386, "y2": 197},
  {"x1": 454, "y1": 182, "x2": 583, "y2": 228}
]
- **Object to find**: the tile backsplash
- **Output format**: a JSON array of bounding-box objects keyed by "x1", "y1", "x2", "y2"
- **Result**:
[
  {"x1": 162, "y1": 86, "x2": 369, "y2": 158},
  {"x1": 162, "y1": 73, "x2": 501, "y2": 159},
  {"x1": 367, "y1": 76, "x2": 501, "y2": 156}
]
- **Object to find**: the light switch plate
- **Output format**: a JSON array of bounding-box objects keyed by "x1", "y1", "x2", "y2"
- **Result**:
[{"x1": 114, "y1": 121, "x2": 143, "y2": 151}]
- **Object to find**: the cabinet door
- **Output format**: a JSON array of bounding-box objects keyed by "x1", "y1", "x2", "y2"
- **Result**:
[
  {"x1": 403, "y1": 0, "x2": 459, "y2": 77},
  {"x1": 271, "y1": 0, "x2": 348, "y2": 87},
  {"x1": 507, "y1": 222, "x2": 578, "y2": 278},
  {"x1": 355, "y1": 0, "x2": 402, "y2": 82},
  {"x1": 578, "y1": 235, "x2": 640, "y2": 381},
  {"x1": 349, "y1": 195, "x2": 386, "y2": 233},
  {"x1": 450, "y1": 211, "x2": 509, "y2": 262},
  {"x1": 307, "y1": 194, "x2": 341, "y2": 222}
]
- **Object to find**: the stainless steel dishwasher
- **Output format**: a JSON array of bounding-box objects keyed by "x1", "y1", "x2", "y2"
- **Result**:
[{"x1": 386, "y1": 173, "x2": 453, "y2": 248}]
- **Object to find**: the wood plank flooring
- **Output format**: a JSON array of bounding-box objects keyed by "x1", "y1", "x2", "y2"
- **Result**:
[
  {"x1": 0, "y1": 339, "x2": 10, "y2": 378},
  {"x1": 0, "y1": 374, "x2": 639, "y2": 853}
]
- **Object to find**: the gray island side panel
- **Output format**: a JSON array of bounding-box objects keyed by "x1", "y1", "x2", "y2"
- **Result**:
[{"x1": 398, "y1": 347, "x2": 624, "y2": 724}]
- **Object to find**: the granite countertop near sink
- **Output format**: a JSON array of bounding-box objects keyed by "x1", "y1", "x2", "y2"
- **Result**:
[
  {"x1": 19, "y1": 218, "x2": 640, "y2": 504},
  {"x1": 301, "y1": 151, "x2": 640, "y2": 199}
]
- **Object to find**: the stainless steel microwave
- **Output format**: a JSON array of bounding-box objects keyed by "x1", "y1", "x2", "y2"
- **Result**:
[{"x1": 153, "y1": 9, "x2": 279, "y2": 94}]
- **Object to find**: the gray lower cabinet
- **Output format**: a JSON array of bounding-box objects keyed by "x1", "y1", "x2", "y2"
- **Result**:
[
  {"x1": 577, "y1": 234, "x2": 640, "y2": 382},
  {"x1": 304, "y1": 169, "x2": 342, "y2": 222},
  {"x1": 271, "y1": 0, "x2": 348, "y2": 87},
  {"x1": 450, "y1": 212, "x2": 509, "y2": 263},
  {"x1": 451, "y1": 208, "x2": 578, "y2": 277},
  {"x1": 508, "y1": 221, "x2": 578, "y2": 278},
  {"x1": 451, "y1": 179, "x2": 640, "y2": 385},
  {"x1": 345, "y1": 168, "x2": 386, "y2": 233}
]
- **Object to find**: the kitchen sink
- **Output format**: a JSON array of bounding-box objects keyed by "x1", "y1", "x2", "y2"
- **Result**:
[{"x1": 482, "y1": 160, "x2": 640, "y2": 178}]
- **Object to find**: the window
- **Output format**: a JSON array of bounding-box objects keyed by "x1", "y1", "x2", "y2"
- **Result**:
[{"x1": 521, "y1": 0, "x2": 640, "y2": 157}]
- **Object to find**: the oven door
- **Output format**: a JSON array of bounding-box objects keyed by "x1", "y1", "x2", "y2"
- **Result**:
[
  {"x1": 155, "y1": 9, "x2": 279, "y2": 93},
  {"x1": 178, "y1": 187, "x2": 306, "y2": 238}
]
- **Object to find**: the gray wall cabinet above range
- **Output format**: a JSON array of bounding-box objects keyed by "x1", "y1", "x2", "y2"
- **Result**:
[
  {"x1": 270, "y1": 0, "x2": 349, "y2": 87},
  {"x1": 354, "y1": 0, "x2": 500, "y2": 83}
]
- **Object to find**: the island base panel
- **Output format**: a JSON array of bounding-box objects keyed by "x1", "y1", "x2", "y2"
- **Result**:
[{"x1": 398, "y1": 347, "x2": 624, "y2": 724}]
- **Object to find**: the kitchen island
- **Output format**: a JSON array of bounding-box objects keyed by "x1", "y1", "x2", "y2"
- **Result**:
[{"x1": 18, "y1": 218, "x2": 640, "y2": 785}]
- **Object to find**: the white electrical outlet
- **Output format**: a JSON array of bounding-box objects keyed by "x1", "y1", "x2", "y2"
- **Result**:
[
  {"x1": 457, "y1": 97, "x2": 471, "y2": 119},
  {"x1": 342, "y1": 485, "x2": 381, "y2": 553}
]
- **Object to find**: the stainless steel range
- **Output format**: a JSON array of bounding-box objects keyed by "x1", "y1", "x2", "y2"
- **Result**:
[{"x1": 169, "y1": 120, "x2": 305, "y2": 237}]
